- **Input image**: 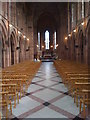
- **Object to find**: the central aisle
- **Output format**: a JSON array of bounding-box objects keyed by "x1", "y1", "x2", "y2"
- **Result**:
[{"x1": 11, "y1": 62, "x2": 80, "y2": 119}]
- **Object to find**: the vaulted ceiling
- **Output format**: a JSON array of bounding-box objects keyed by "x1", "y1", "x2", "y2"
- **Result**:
[{"x1": 25, "y1": 2, "x2": 67, "y2": 32}]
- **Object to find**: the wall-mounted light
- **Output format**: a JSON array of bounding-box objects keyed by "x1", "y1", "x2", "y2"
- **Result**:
[
  {"x1": 36, "y1": 45, "x2": 39, "y2": 47},
  {"x1": 56, "y1": 44, "x2": 58, "y2": 47},
  {"x1": 51, "y1": 45, "x2": 53, "y2": 48},
  {"x1": 73, "y1": 29, "x2": 76, "y2": 33},
  {"x1": 23, "y1": 35, "x2": 26, "y2": 38},
  {"x1": 42, "y1": 46, "x2": 44, "y2": 48},
  {"x1": 27, "y1": 38, "x2": 29, "y2": 41},
  {"x1": 18, "y1": 31, "x2": 21, "y2": 34},
  {"x1": 65, "y1": 37, "x2": 68, "y2": 40},
  {"x1": 81, "y1": 22, "x2": 85, "y2": 26},
  {"x1": 68, "y1": 34, "x2": 71, "y2": 37},
  {"x1": 9, "y1": 24, "x2": 12, "y2": 27}
]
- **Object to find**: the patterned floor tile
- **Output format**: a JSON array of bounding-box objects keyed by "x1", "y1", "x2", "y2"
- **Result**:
[
  {"x1": 32, "y1": 77, "x2": 43, "y2": 82},
  {"x1": 32, "y1": 88, "x2": 62, "y2": 101},
  {"x1": 43, "y1": 102, "x2": 51, "y2": 106},
  {"x1": 37, "y1": 80, "x2": 56, "y2": 87},
  {"x1": 10, "y1": 62, "x2": 82, "y2": 119},
  {"x1": 27, "y1": 84, "x2": 44, "y2": 93},
  {"x1": 12, "y1": 96, "x2": 41, "y2": 117},
  {"x1": 51, "y1": 84, "x2": 68, "y2": 92},
  {"x1": 52, "y1": 95, "x2": 79, "y2": 116},
  {"x1": 51, "y1": 77, "x2": 63, "y2": 82},
  {"x1": 26, "y1": 107, "x2": 68, "y2": 118}
]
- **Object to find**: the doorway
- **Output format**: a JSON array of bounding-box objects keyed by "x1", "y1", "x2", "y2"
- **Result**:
[{"x1": 10, "y1": 35, "x2": 14, "y2": 65}]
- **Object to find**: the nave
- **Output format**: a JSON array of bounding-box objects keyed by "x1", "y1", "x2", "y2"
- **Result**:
[
  {"x1": 0, "y1": 2, "x2": 90, "y2": 119},
  {"x1": 6, "y1": 62, "x2": 88, "y2": 119}
]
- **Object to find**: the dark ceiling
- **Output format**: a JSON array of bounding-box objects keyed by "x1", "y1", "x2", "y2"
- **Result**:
[{"x1": 17, "y1": 2, "x2": 68, "y2": 32}]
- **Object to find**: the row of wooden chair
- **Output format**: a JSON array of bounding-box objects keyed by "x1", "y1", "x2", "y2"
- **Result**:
[
  {"x1": 0, "y1": 60, "x2": 41, "y2": 119},
  {"x1": 54, "y1": 60, "x2": 90, "y2": 118}
]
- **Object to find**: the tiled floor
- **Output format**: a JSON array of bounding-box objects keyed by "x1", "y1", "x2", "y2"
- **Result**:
[{"x1": 8, "y1": 62, "x2": 89, "y2": 119}]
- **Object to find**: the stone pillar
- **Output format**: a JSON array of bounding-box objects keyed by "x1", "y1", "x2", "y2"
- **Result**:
[
  {"x1": 77, "y1": 2, "x2": 82, "y2": 21},
  {"x1": 33, "y1": 25, "x2": 38, "y2": 57},
  {"x1": 41, "y1": 31, "x2": 44, "y2": 51},
  {"x1": 28, "y1": 15, "x2": 34, "y2": 61},
  {"x1": 0, "y1": 33, "x2": 2, "y2": 68},
  {"x1": 71, "y1": 3, "x2": 77, "y2": 29},
  {"x1": 0, "y1": 4, "x2": 2, "y2": 115},
  {"x1": 68, "y1": 3, "x2": 70, "y2": 34},
  {"x1": 53, "y1": 32, "x2": 55, "y2": 50}
]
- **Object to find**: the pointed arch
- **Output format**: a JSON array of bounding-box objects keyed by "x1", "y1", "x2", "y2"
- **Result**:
[
  {"x1": 86, "y1": 19, "x2": 90, "y2": 65},
  {"x1": 10, "y1": 29, "x2": 17, "y2": 65},
  {"x1": 0, "y1": 19, "x2": 8, "y2": 68},
  {"x1": 78, "y1": 28, "x2": 84, "y2": 63}
]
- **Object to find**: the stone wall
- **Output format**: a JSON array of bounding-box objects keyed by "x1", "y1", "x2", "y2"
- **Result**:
[
  {"x1": 0, "y1": 2, "x2": 34, "y2": 68},
  {"x1": 57, "y1": 2, "x2": 90, "y2": 65},
  {"x1": 0, "y1": 2, "x2": 90, "y2": 68}
]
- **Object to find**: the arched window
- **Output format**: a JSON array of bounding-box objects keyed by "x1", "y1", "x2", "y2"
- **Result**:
[
  {"x1": 54, "y1": 31, "x2": 56, "y2": 49},
  {"x1": 82, "y1": 0, "x2": 85, "y2": 18},
  {"x1": 38, "y1": 32, "x2": 40, "y2": 50},
  {"x1": 45, "y1": 30, "x2": 49, "y2": 49}
]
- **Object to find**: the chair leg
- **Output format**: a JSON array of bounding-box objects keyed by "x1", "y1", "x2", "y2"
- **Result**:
[
  {"x1": 20, "y1": 90, "x2": 21, "y2": 99},
  {"x1": 11, "y1": 96, "x2": 13, "y2": 101},
  {"x1": 83, "y1": 103, "x2": 86, "y2": 118},
  {"x1": 74, "y1": 94, "x2": 75, "y2": 103},
  {"x1": 14, "y1": 95, "x2": 16, "y2": 108},
  {"x1": 0, "y1": 112, "x2": 1, "y2": 120},
  {"x1": 10, "y1": 101, "x2": 12, "y2": 115},
  {"x1": 6, "y1": 105, "x2": 8, "y2": 119},
  {"x1": 17, "y1": 93, "x2": 19, "y2": 104},
  {"x1": 25, "y1": 85, "x2": 27, "y2": 92},
  {"x1": 22, "y1": 88, "x2": 24, "y2": 96},
  {"x1": 80, "y1": 99, "x2": 82, "y2": 113},
  {"x1": 76, "y1": 95, "x2": 78, "y2": 107}
]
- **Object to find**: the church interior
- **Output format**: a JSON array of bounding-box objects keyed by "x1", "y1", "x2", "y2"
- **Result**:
[{"x1": 0, "y1": 1, "x2": 90, "y2": 119}]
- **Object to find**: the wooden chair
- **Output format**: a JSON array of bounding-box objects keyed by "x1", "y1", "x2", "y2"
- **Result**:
[
  {"x1": 80, "y1": 90, "x2": 90, "y2": 118},
  {"x1": 0, "y1": 84, "x2": 18, "y2": 108},
  {"x1": 74, "y1": 82, "x2": 90, "y2": 107},
  {"x1": 0, "y1": 91, "x2": 12, "y2": 118}
]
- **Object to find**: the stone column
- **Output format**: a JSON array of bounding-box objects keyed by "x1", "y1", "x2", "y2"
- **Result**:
[
  {"x1": 77, "y1": 2, "x2": 82, "y2": 22},
  {"x1": 33, "y1": 25, "x2": 38, "y2": 58},
  {"x1": 28, "y1": 15, "x2": 34, "y2": 61},
  {"x1": 68, "y1": 3, "x2": 70, "y2": 34}
]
